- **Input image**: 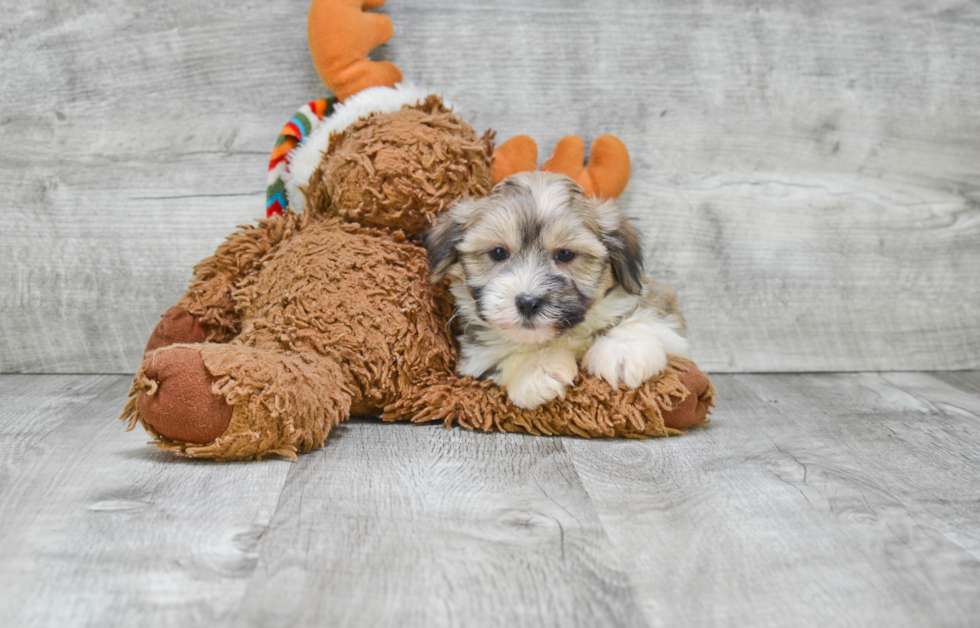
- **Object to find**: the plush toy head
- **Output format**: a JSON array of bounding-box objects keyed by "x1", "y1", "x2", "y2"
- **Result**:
[{"x1": 305, "y1": 95, "x2": 493, "y2": 236}]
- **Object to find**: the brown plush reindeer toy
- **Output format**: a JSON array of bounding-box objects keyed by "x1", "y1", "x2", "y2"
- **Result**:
[{"x1": 121, "y1": 0, "x2": 715, "y2": 460}]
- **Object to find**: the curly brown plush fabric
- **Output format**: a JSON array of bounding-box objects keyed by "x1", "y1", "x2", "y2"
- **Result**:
[
  {"x1": 177, "y1": 212, "x2": 306, "y2": 342},
  {"x1": 387, "y1": 357, "x2": 714, "y2": 438},
  {"x1": 121, "y1": 96, "x2": 714, "y2": 461}
]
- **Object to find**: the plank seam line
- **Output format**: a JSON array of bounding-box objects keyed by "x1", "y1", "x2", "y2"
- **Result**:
[
  {"x1": 560, "y1": 439, "x2": 655, "y2": 628},
  {"x1": 129, "y1": 191, "x2": 264, "y2": 200}
]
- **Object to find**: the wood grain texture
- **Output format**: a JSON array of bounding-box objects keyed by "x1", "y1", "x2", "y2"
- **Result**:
[
  {"x1": 1, "y1": 372, "x2": 979, "y2": 626},
  {"x1": 0, "y1": 374, "x2": 116, "y2": 467},
  {"x1": 0, "y1": 376, "x2": 294, "y2": 627},
  {"x1": 566, "y1": 372, "x2": 980, "y2": 627},
  {"x1": 2, "y1": 0, "x2": 980, "y2": 373},
  {"x1": 235, "y1": 421, "x2": 647, "y2": 627}
]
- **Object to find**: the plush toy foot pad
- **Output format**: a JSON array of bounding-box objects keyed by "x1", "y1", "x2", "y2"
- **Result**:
[
  {"x1": 144, "y1": 306, "x2": 209, "y2": 354},
  {"x1": 662, "y1": 365, "x2": 713, "y2": 429},
  {"x1": 137, "y1": 347, "x2": 233, "y2": 445}
]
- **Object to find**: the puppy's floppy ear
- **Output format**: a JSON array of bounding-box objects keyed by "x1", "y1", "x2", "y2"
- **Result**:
[
  {"x1": 596, "y1": 199, "x2": 644, "y2": 295},
  {"x1": 423, "y1": 198, "x2": 475, "y2": 283}
]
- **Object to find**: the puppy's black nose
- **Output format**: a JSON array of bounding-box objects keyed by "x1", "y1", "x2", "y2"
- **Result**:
[{"x1": 515, "y1": 294, "x2": 543, "y2": 316}]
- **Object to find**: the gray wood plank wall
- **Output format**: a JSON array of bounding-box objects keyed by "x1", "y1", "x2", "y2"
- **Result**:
[{"x1": 2, "y1": 0, "x2": 979, "y2": 373}]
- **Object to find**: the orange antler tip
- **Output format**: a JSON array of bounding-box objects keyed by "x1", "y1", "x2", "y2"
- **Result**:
[
  {"x1": 583, "y1": 135, "x2": 631, "y2": 199},
  {"x1": 542, "y1": 134, "x2": 630, "y2": 199},
  {"x1": 308, "y1": 0, "x2": 403, "y2": 102},
  {"x1": 492, "y1": 135, "x2": 539, "y2": 184},
  {"x1": 542, "y1": 135, "x2": 585, "y2": 175}
]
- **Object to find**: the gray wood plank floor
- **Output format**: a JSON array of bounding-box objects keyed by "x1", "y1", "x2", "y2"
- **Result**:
[{"x1": 2, "y1": 372, "x2": 978, "y2": 627}]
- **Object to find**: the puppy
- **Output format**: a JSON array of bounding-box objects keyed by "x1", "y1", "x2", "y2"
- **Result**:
[{"x1": 423, "y1": 170, "x2": 689, "y2": 409}]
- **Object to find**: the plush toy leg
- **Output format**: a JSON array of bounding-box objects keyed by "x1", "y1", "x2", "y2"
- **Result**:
[
  {"x1": 122, "y1": 343, "x2": 353, "y2": 460},
  {"x1": 491, "y1": 135, "x2": 538, "y2": 184},
  {"x1": 308, "y1": 0, "x2": 402, "y2": 102},
  {"x1": 542, "y1": 135, "x2": 631, "y2": 199},
  {"x1": 386, "y1": 357, "x2": 714, "y2": 438}
]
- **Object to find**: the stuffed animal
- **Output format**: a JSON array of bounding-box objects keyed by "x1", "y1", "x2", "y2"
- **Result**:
[{"x1": 120, "y1": 0, "x2": 715, "y2": 460}]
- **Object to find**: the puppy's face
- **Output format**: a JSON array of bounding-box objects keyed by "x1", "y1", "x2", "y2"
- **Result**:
[{"x1": 424, "y1": 171, "x2": 643, "y2": 345}]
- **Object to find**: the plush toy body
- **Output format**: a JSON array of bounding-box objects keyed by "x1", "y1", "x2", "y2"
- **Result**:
[
  {"x1": 121, "y1": 0, "x2": 714, "y2": 460},
  {"x1": 134, "y1": 218, "x2": 455, "y2": 459}
]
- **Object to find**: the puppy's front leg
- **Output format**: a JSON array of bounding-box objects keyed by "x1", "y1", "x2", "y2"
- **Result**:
[
  {"x1": 583, "y1": 313, "x2": 690, "y2": 389},
  {"x1": 500, "y1": 347, "x2": 578, "y2": 409}
]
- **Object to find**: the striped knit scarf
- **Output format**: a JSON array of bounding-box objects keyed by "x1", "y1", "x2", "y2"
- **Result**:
[{"x1": 266, "y1": 98, "x2": 335, "y2": 217}]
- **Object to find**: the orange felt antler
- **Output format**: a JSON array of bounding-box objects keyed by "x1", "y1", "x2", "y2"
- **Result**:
[
  {"x1": 308, "y1": 0, "x2": 403, "y2": 102},
  {"x1": 542, "y1": 135, "x2": 631, "y2": 199},
  {"x1": 492, "y1": 135, "x2": 539, "y2": 184}
]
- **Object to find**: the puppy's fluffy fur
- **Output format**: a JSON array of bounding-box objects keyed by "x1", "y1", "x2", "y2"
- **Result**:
[{"x1": 424, "y1": 171, "x2": 689, "y2": 409}]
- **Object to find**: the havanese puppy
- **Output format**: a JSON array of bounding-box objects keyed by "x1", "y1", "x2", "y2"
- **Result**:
[{"x1": 423, "y1": 170, "x2": 690, "y2": 409}]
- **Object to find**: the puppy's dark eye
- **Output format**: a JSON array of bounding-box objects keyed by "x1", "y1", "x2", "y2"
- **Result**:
[
  {"x1": 489, "y1": 247, "x2": 510, "y2": 261},
  {"x1": 554, "y1": 249, "x2": 576, "y2": 263}
]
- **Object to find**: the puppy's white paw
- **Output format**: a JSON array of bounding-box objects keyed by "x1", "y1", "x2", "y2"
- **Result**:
[
  {"x1": 504, "y1": 348, "x2": 578, "y2": 409},
  {"x1": 583, "y1": 334, "x2": 669, "y2": 389}
]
